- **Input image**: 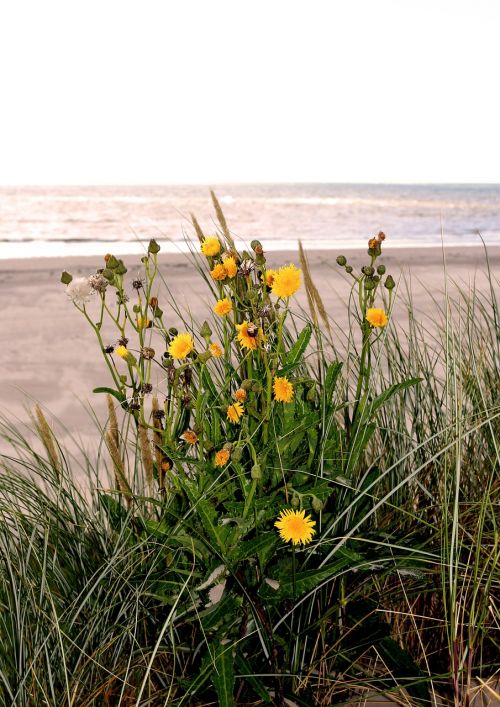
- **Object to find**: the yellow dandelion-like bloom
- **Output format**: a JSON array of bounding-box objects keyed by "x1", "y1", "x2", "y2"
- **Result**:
[
  {"x1": 201, "y1": 237, "x2": 221, "y2": 257},
  {"x1": 213, "y1": 298, "x2": 232, "y2": 316},
  {"x1": 366, "y1": 308, "x2": 388, "y2": 328},
  {"x1": 214, "y1": 448, "x2": 230, "y2": 467},
  {"x1": 115, "y1": 345, "x2": 130, "y2": 359},
  {"x1": 234, "y1": 388, "x2": 247, "y2": 402},
  {"x1": 210, "y1": 263, "x2": 227, "y2": 281},
  {"x1": 222, "y1": 256, "x2": 238, "y2": 278},
  {"x1": 180, "y1": 429, "x2": 198, "y2": 445},
  {"x1": 236, "y1": 321, "x2": 264, "y2": 350},
  {"x1": 274, "y1": 509, "x2": 316, "y2": 546},
  {"x1": 273, "y1": 376, "x2": 294, "y2": 403},
  {"x1": 262, "y1": 269, "x2": 277, "y2": 287},
  {"x1": 209, "y1": 342, "x2": 223, "y2": 358},
  {"x1": 136, "y1": 315, "x2": 150, "y2": 330},
  {"x1": 271, "y1": 263, "x2": 301, "y2": 298},
  {"x1": 168, "y1": 332, "x2": 194, "y2": 359},
  {"x1": 227, "y1": 402, "x2": 244, "y2": 424}
]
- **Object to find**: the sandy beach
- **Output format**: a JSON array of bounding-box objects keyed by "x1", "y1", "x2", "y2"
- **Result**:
[{"x1": 1, "y1": 245, "x2": 498, "y2": 454}]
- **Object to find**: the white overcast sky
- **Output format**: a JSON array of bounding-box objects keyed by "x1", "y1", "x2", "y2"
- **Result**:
[{"x1": 0, "y1": 0, "x2": 498, "y2": 185}]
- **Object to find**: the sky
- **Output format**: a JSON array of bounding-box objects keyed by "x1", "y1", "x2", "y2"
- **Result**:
[{"x1": 0, "y1": 0, "x2": 499, "y2": 185}]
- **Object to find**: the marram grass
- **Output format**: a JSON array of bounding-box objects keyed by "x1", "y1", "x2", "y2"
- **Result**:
[{"x1": 0, "y1": 209, "x2": 497, "y2": 706}]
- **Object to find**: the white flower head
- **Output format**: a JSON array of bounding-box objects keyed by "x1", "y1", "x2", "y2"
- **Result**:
[
  {"x1": 88, "y1": 273, "x2": 108, "y2": 293},
  {"x1": 66, "y1": 277, "x2": 93, "y2": 306}
]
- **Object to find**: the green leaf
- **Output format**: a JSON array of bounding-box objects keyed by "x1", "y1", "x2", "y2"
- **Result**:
[
  {"x1": 279, "y1": 324, "x2": 312, "y2": 375},
  {"x1": 258, "y1": 556, "x2": 353, "y2": 600},
  {"x1": 324, "y1": 361, "x2": 343, "y2": 400},
  {"x1": 234, "y1": 653, "x2": 271, "y2": 702},
  {"x1": 365, "y1": 378, "x2": 422, "y2": 419},
  {"x1": 198, "y1": 595, "x2": 241, "y2": 631},
  {"x1": 232, "y1": 534, "x2": 278, "y2": 566},
  {"x1": 60, "y1": 271, "x2": 73, "y2": 285},
  {"x1": 92, "y1": 387, "x2": 126, "y2": 404},
  {"x1": 344, "y1": 422, "x2": 376, "y2": 476},
  {"x1": 212, "y1": 641, "x2": 235, "y2": 707}
]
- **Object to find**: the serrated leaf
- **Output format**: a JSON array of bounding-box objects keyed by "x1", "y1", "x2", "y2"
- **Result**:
[
  {"x1": 235, "y1": 653, "x2": 272, "y2": 702},
  {"x1": 367, "y1": 378, "x2": 422, "y2": 418},
  {"x1": 324, "y1": 361, "x2": 343, "y2": 400},
  {"x1": 232, "y1": 534, "x2": 278, "y2": 566}
]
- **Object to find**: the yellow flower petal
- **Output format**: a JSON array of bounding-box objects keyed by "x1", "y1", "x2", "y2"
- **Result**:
[
  {"x1": 273, "y1": 376, "x2": 294, "y2": 403},
  {"x1": 366, "y1": 308, "x2": 388, "y2": 328},
  {"x1": 274, "y1": 508, "x2": 316, "y2": 545},
  {"x1": 168, "y1": 333, "x2": 194, "y2": 359},
  {"x1": 271, "y1": 264, "x2": 301, "y2": 298}
]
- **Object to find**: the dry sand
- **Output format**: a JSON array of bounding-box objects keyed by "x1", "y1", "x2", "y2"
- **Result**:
[{"x1": 0, "y1": 245, "x2": 498, "y2": 455}]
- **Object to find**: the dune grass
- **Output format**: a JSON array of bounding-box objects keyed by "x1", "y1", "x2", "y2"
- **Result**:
[{"x1": 0, "y1": 202, "x2": 498, "y2": 706}]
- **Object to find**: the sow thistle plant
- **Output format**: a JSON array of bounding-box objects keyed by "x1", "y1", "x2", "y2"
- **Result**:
[{"x1": 59, "y1": 214, "x2": 428, "y2": 705}]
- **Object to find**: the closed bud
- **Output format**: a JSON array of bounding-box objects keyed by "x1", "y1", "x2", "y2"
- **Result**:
[
  {"x1": 231, "y1": 447, "x2": 243, "y2": 462},
  {"x1": 306, "y1": 388, "x2": 316, "y2": 403},
  {"x1": 204, "y1": 440, "x2": 214, "y2": 452},
  {"x1": 291, "y1": 494, "x2": 300, "y2": 509},
  {"x1": 336, "y1": 255, "x2": 347, "y2": 267},
  {"x1": 251, "y1": 240, "x2": 263, "y2": 253},
  {"x1": 115, "y1": 260, "x2": 127, "y2": 275},
  {"x1": 251, "y1": 381, "x2": 263, "y2": 394},
  {"x1": 241, "y1": 379, "x2": 254, "y2": 391},
  {"x1": 311, "y1": 496, "x2": 324, "y2": 513},
  {"x1": 362, "y1": 266, "x2": 375, "y2": 276},
  {"x1": 377, "y1": 264, "x2": 386, "y2": 275},
  {"x1": 384, "y1": 275, "x2": 396, "y2": 290},
  {"x1": 106, "y1": 255, "x2": 119, "y2": 269},
  {"x1": 251, "y1": 464, "x2": 262, "y2": 480},
  {"x1": 148, "y1": 239, "x2": 161, "y2": 254},
  {"x1": 364, "y1": 277, "x2": 376, "y2": 290},
  {"x1": 169, "y1": 327, "x2": 178, "y2": 336},
  {"x1": 60, "y1": 271, "x2": 73, "y2": 285},
  {"x1": 199, "y1": 320, "x2": 212, "y2": 338},
  {"x1": 102, "y1": 268, "x2": 115, "y2": 282},
  {"x1": 149, "y1": 296, "x2": 158, "y2": 308},
  {"x1": 132, "y1": 304, "x2": 141, "y2": 313},
  {"x1": 345, "y1": 265, "x2": 353, "y2": 274}
]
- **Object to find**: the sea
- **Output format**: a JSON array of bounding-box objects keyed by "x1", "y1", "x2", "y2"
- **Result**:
[{"x1": 1, "y1": 183, "x2": 499, "y2": 259}]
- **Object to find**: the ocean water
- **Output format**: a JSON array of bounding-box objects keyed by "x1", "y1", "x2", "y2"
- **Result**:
[{"x1": 1, "y1": 183, "x2": 499, "y2": 259}]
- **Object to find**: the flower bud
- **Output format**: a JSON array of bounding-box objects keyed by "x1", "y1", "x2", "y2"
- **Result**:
[
  {"x1": 311, "y1": 496, "x2": 324, "y2": 513},
  {"x1": 384, "y1": 275, "x2": 396, "y2": 290},
  {"x1": 251, "y1": 381, "x2": 263, "y2": 394},
  {"x1": 60, "y1": 271, "x2": 73, "y2": 285},
  {"x1": 106, "y1": 255, "x2": 119, "y2": 269},
  {"x1": 148, "y1": 239, "x2": 161, "y2": 254},
  {"x1": 241, "y1": 379, "x2": 254, "y2": 391},
  {"x1": 199, "y1": 321, "x2": 212, "y2": 338},
  {"x1": 204, "y1": 440, "x2": 214, "y2": 452},
  {"x1": 336, "y1": 255, "x2": 347, "y2": 267},
  {"x1": 377, "y1": 264, "x2": 386, "y2": 275},
  {"x1": 364, "y1": 277, "x2": 376, "y2": 290},
  {"x1": 102, "y1": 268, "x2": 115, "y2": 282},
  {"x1": 149, "y1": 296, "x2": 158, "y2": 308},
  {"x1": 362, "y1": 266, "x2": 374, "y2": 276},
  {"x1": 345, "y1": 265, "x2": 353, "y2": 274},
  {"x1": 306, "y1": 388, "x2": 316, "y2": 403},
  {"x1": 291, "y1": 494, "x2": 300, "y2": 508},
  {"x1": 115, "y1": 260, "x2": 127, "y2": 275},
  {"x1": 231, "y1": 447, "x2": 243, "y2": 463},
  {"x1": 169, "y1": 327, "x2": 178, "y2": 336},
  {"x1": 251, "y1": 464, "x2": 262, "y2": 480},
  {"x1": 251, "y1": 240, "x2": 263, "y2": 254}
]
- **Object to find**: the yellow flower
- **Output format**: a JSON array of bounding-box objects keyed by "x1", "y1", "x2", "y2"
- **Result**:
[
  {"x1": 273, "y1": 376, "x2": 294, "y2": 403},
  {"x1": 201, "y1": 237, "x2": 221, "y2": 257},
  {"x1": 209, "y1": 342, "x2": 223, "y2": 358},
  {"x1": 227, "y1": 402, "x2": 244, "y2": 424},
  {"x1": 262, "y1": 269, "x2": 277, "y2": 288},
  {"x1": 222, "y1": 256, "x2": 238, "y2": 278},
  {"x1": 366, "y1": 308, "x2": 388, "y2": 328},
  {"x1": 168, "y1": 332, "x2": 194, "y2": 359},
  {"x1": 271, "y1": 264, "x2": 301, "y2": 298},
  {"x1": 115, "y1": 345, "x2": 130, "y2": 359},
  {"x1": 236, "y1": 321, "x2": 264, "y2": 350},
  {"x1": 213, "y1": 298, "x2": 232, "y2": 316},
  {"x1": 274, "y1": 509, "x2": 316, "y2": 546},
  {"x1": 210, "y1": 263, "x2": 227, "y2": 281},
  {"x1": 234, "y1": 388, "x2": 247, "y2": 402},
  {"x1": 136, "y1": 315, "x2": 150, "y2": 330},
  {"x1": 180, "y1": 429, "x2": 198, "y2": 445},
  {"x1": 214, "y1": 448, "x2": 230, "y2": 467}
]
